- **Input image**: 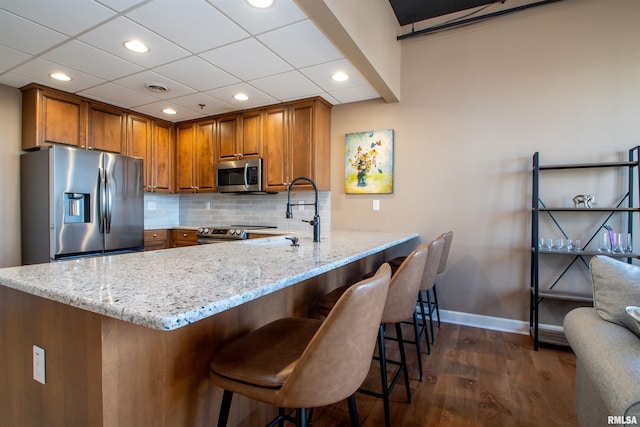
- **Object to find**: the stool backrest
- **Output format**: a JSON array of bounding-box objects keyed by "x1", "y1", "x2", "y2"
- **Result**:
[
  {"x1": 278, "y1": 263, "x2": 392, "y2": 408},
  {"x1": 420, "y1": 236, "x2": 445, "y2": 292},
  {"x1": 382, "y1": 244, "x2": 428, "y2": 324},
  {"x1": 437, "y1": 231, "x2": 454, "y2": 275}
]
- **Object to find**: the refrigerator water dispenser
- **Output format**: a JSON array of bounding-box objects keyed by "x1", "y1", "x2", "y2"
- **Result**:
[{"x1": 65, "y1": 193, "x2": 89, "y2": 223}]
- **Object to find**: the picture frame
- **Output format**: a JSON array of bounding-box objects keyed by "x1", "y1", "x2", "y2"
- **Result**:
[{"x1": 345, "y1": 129, "x2": 394, "y2": 194}]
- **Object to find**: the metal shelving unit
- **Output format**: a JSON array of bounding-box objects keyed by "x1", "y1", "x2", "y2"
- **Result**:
[{"x1": 530, "y1": 147, "x2": 640, "y2": 350}]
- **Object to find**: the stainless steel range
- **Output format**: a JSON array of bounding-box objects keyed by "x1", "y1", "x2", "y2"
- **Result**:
[{"x1": 196, "y1": 225, "x2": 276, "y2": 244}]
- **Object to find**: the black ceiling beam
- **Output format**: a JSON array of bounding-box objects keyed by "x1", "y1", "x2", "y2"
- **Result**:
[{"x1": 397, "y1": 0, "x2": 565, "y2": 40}]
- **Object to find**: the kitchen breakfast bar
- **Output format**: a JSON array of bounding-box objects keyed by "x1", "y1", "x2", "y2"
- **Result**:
[{"x1": 0, "y1": 231, "x2": 418, "y2": 427}]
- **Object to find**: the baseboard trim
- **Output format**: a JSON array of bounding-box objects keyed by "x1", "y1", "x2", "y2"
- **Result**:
[{"x1": 436, "y1": 309, "x2": 563, "y2": 336}]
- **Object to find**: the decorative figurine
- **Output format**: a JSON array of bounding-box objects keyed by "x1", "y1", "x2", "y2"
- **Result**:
[{"x1": 573, "y1": 194, "x2": 596, "y2": 208}]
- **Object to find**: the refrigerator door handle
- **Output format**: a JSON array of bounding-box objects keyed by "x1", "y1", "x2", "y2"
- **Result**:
[
  {"x1": 105, "y1": 168, "x2": 112, "y2": 234},
  {"x1": 99, "y1": 167, "x2": 106, "y2": 234}
]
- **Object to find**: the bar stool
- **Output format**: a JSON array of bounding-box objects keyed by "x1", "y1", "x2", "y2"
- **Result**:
[
  {"x1": 317, "y1": 244, "x2": 428, "y2": 427},
  {"x1": 209, "y1": 263, "x2": 392, "y2": 427},
  {"x1": 390, "y1": 231, "x2": 452, "y2": 344}
]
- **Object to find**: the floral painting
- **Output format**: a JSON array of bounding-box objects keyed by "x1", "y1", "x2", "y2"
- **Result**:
[{"x1": 345, "y1": 129, "x2": 394, "y2": 194}]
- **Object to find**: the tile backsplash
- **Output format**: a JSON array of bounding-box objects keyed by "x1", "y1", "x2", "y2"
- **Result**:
[{"x1": 144, "y1": 192, "x2": 331, "y2": 231}]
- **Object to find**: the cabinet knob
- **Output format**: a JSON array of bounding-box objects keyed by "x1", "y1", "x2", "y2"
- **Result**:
[
  {"x1": 183, "y1": 233, "x2": 188, "y2": 237},
  {"x1": 153, "y1": 233, "x2": 157, "y2": 238}
]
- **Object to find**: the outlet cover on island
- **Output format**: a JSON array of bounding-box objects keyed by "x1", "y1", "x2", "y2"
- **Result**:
[
  {"x1": 148, "y1": 201, "x2": 156, "y2": 211},
  {"x1": 373, "y1": 200, "x2": 380, "y2": 211},
  {"x1": 33, "y1": 345, "x2": 45, "y2": 384}
]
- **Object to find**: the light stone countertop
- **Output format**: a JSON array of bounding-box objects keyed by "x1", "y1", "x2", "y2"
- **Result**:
[{"x1": 0, "y1": 231, "x2": 418, "y2": 331}]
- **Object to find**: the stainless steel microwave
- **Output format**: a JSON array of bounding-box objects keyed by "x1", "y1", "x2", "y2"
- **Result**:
[{"x1": 216, "y1": 158, "x2": 263, "y2": 192}]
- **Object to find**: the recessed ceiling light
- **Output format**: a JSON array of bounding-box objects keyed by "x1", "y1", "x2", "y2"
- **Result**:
[
  {"x1": 50, "y1": 72, "x2": 71, "y2": 82},
  {"x1": 246, "y1": 0, "x2": 274, "y2": 8},
  {"x1": 331, "y1": 72, "x2": 349, "y2": 82},
  {"x1": 162, "y1": 108, "x2": 177, "y2": 115},
  {"x1": 124, "y1": 40, "x2": 149, "y2": 53},
  {"x1": 233, "y1": 93, "x2": 249, "y2": 101}
]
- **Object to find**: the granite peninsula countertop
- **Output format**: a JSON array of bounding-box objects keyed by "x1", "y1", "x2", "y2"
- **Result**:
[{"x1": 0, "y1": 231, "x2": 418, "y2": 331}]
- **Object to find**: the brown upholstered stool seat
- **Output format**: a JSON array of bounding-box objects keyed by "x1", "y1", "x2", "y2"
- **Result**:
[{"x1": 211, "y1": 317, "x2": 321, "y2": 388}]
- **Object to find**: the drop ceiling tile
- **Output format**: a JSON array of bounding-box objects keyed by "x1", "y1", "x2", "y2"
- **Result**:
[
  {"x1": 199, "y1": 38, "x2": 292, "y2": 81},
  {"x1": 153, "y1": 56, "x2": 239, "y2": 92},
  {"x1": 0, "y1": 45, "x2": 31, "y2": 73},
  {"x1": 164, "y1": 92, "x2": 235, "y2": 117},
  {"x1": 329, "y1": 84, "x2": 380, "y2": 104},
  {"x1": 0, "y1": 10, "x2": 67, "y2": 54},
  {"x1": 126, "y1": 0, "x2": 248, "y2": 54},
  {"x1": 131, "y1": 100, "x2": 202, "y2": 122},
  {"x1": 206, "y1": 83, "x2": 277, "y2": 109},
  {"x1": 10, "y1": 57, "x2": 105, "y2": 91},
  {"x1": 43, "y1": 40, "x2": 143, "y2": 81},
  {"x1": 0, "y1": 0, "x2": 115, "y2": 36},
  {"x1": 78, "y1": 17, "x2": 190, "y2": 68},
  {"x1": 0, "y1": 72, "x2": 36, "y2": 88},
  {"x1": 258, "y1": 19, "x2": 343, "y2": 68},
  {"x1": 114, "y1": 70, "x2": 196, "y2": 100},
  {"x1": 300, "y1": 59, "x2": 371, "y2": 92},
  {"x1": 96, "y1": 0, "x2": 146, "y2": 12},
  {"x1": 209, "y1": 0, "x2": 306, "y2": 35},
  {"x1": 79, "y1": 81, "x2": 159, "y2": 108},
  {"x1": 249, "y1": 70, "x2": 322, "y2": 101}
]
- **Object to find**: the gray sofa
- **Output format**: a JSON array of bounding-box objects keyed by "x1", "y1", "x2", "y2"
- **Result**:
[{"x1": 564, "y1": 256, "x2": 640, "y2": 427}]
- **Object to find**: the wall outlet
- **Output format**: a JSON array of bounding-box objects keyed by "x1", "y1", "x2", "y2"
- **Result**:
[
  {"x1": 298, "y1": 200, "x2": 304, "y2": 211},
  {"x1": 205, "y1": 201, "x2": 211, "y2": 210},
  {"x1": 148, "y1": 201, "x2": 156, "y2": 211},
  {"x1": 33, "y1": 345, "x2": 45, "y2": 384},
  {"x1": 373, "y1": 200, "x2": 380, "y2": 211}
]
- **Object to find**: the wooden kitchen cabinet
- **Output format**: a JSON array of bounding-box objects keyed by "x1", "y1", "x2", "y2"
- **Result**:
[
  {"x1": 216, "y1": 111, "x2": 262, "y2": 161},
  {"x1": 126, "y1": 113, "x2": 151, "y2": 186},
  {"x1": 150, "y1": 120, "x2": 173, "y2": 193},
  {"x1": 21, "y1": 84, "x2": 86, "y2": 150},
  {"x1": 170, "y1": 229, "x2": 198, "y2": 247},
  {"x1": 144, "y1": 229, "x2": 169, "y2": 251},
  {"x1": 176, "y1": 121, "x2": 215, "y2": 193},
  {"x1": 262, "y1": 98, "x2": 331, "y2": 192},
  {"x1": 87, "y1": 102, "x2": 125, "y2": 153}
]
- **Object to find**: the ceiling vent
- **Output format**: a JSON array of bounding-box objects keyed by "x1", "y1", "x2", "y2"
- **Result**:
[{"x1": 146, "y1": 83, "x2": 169, "y2": 93}]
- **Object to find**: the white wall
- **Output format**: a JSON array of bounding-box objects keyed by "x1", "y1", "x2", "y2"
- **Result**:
[
  {"x1": 330, "y1": 0, "x2": 640, "y2": 322},
  {"x1": 0, "y1": 84, "x2": 22, "y2": 267}
]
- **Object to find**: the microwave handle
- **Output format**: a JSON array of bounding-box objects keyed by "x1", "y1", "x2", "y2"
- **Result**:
[{"x1": 244, "y1": 162, "x2": 249, "y2": 189}]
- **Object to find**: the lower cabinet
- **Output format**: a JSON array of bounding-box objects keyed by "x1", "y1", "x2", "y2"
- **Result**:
[
  {"x1": 170, "y1": 229, "x2": 198, "y2": 248},
  {"x1": 144, "y1": 229, "x2": 169, "y2": 251}
]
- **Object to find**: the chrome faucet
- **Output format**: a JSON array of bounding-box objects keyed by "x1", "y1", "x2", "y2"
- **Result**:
[{"x1": 286, "y1": 176, "x2": 320, "y2": 242}]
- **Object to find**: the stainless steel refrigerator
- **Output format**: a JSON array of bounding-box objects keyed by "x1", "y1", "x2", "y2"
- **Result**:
[{"x1": 21, "y1": 145, "x2": 144, "y2": 265}]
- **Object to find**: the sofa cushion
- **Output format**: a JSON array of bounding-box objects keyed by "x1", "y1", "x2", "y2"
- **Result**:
[
  {"x1": 627, "y1": 306, "x2": 640, "y2": 336},
  {"x1": 590, "y1": 256, "x2": 640, "y2": 338}
]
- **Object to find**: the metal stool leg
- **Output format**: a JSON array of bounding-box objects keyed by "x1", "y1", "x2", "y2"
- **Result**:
[
  {"x1": 217, "y1": 390, "x2": 233, "y2": 427},
  {"x1": 411, "y1": 311, "x2": 424, "y2": 381},
  {"x1": 377, "y1": 325, "x2": 391, "y2": 427},
  {"x1": 417, "y1": 291, "x2": 431, "y2": 354},
  {"x1": 433, "y1": 283, "x2": 441, "y2": 327},
  {"x1": 394, "y1": 322, "x2": 412, "y2": 404},
  {"x1": 426, "y1": 290, "x2": 435, "y2": 344},
  {"x1": 347, "y1": 394, "x2": 360, "y2": 426}
]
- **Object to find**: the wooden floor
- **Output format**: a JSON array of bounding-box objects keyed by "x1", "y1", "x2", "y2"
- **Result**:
[{"x1": 310, "y1": 322, "x2": 578, "y2": 427}]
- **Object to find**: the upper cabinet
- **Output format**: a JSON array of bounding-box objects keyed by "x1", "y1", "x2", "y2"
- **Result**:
[
  {"x1": 216, "y1": 111, "x2": 262, "y2": 161},
  {"x1": 175, "y1": 121, "x2": 215, "y2": 193},
  {"x1": 87, "y1": 103, "x2": 125, "y2": 153},
  {"x1": 21, "y1": 86, "x2": 331, "y2": 194},
  {"x1": 21, "y1": 84, "x2": 86, "y2": 150},
  {"x1": 263, "y1": 98, "x2": 331, "y2": 192}
]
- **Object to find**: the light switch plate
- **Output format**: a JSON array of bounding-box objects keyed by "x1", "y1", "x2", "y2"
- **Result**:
[{"x1": 373, "y1": 200, "x2": 380, "y2": 211}]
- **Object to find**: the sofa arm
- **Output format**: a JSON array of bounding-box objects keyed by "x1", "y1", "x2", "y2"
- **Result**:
[{"x1": 564, "y1": 307, "x2": 640, "y2": 424}]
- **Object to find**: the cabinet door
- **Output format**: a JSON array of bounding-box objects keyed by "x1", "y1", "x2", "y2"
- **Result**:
[
  {"x1": 175, "y1": 123, "x2": 195, "y2": 193},
  {"x1": 88, "y1": 103, "x2": 125, "y2": 153},
  {"x1": 240, "y1": 110, "x2": 262, "y2": 158},
  {"x1": 289, "y1": 101, "x2": 314, "y2": 189},
  {"x1": 126, "y1": 114, "x2": 151, "y2": 189},
  {"x1": 262, "y1": 106, "x2": 289, "y2": 191},
  {"x1": 216, "y1": 114, "x2": 239, "y2": 161},
  {"x1": 22, "y1": 86, "x2": 86, "y2": 150},
  {"x1": 195, "y1": 120, "x2": 215, "y2": 192},
  {"x1": 151, "y1": 121, "x2": 173, "y2": 193}
]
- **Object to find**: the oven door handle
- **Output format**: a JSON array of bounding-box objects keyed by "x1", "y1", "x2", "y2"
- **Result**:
[{"x1": 243, "y1": 162, "x2": 249, "y2": 189}]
